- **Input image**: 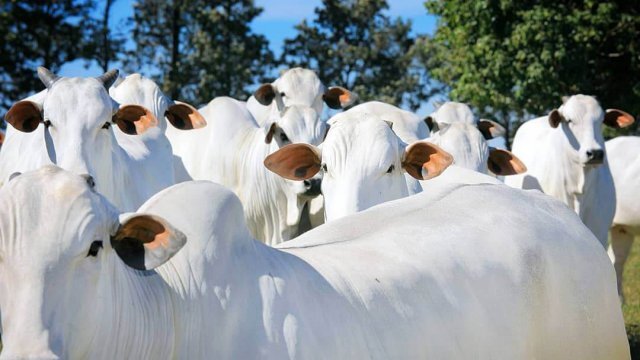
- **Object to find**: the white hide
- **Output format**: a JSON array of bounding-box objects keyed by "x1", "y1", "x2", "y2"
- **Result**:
[
  {"x1": 504, "y1": 95, "x2": 617, "y2": 247},
  {"x1": 428, "y1": 122, "x2": 490, "y2": 173},
  {"x1": 167, "y1": 97, "x2": 326, "y2": 245},
  {"x1": 0, "y1": 166, "x2": 628, "y2": 359},
  {"x1": 0, "y1": 75, "x2": 158, "y2": 212},
  {"x1": 606, "y1": 136, "x2": 640, "y2": 300}
]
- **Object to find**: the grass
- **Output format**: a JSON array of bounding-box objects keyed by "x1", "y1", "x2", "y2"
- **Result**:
[{"x1": 623, "y1": 239, "x2": 640, "y2": 358}]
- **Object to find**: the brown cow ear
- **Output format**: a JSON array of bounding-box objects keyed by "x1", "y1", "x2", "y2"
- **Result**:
[
  {"x1": 477, "y1": 119, "x2": 506, "y2": 139},
  {"x1": 264, "y1": 143, "x2": 321, "y2": 181},
  {"x1": 323, "y1": 87, "x2": 357, "y2": 109},
  {"x1": 254, "y1": 84, "x2": 277, "y2": 106},
  {"x1": 112, "y1": 214, "x2": 186, "y2": 271},
  {"x1": 604, "y1": 109, "x2": 635, "y2": 129},
  {"x1": 113, "y1": 105, "x2": 158, "y2": 135},
  {"x1": 548, "y1": 109, "x2": 563, "y2": 128},
  {"x1": 5, "y1": 101, "x2": 43, "y2": 133},
  {"x1": 166, "y1": 101, "x2": 207, "y2": 130},
  {"x1": 402, "y1": 141, "x2": 453, "y2": 180},
  {"x1": 265, "y1": 122, "x2": 277, "y2": 144},
  {"x1": 488, "y1": 148, "x2": 527, "y2": 176}
]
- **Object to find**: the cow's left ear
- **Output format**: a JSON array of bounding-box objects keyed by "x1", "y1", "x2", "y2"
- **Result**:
[
  {"x1": 604, "y1": 109, "x2": 635, "y2": 129},
  {"x1": 166, "y1": 101, "x2": 207, "y2": 130},
  {"x1": 323, "y1": 86, "x2": 357, "y2": 109},
  {"x1": 112, "y1": 214, "x2": 186, "y2": 271},
  {"x1": 402, "y1": 141, "x2": 453, "y2": 180},
  {"x1": 265, "y1": 122, "x2": 278, "y2": 144},
  {"x1": 487, "y1": 148, "x2": 527, "y2": 176},
  {"x1": 113, "y1": 105, "x2": 158, "y2": 135},
  {"x1": 477, "y1": 119, "x2": 506, "y2": 139}
]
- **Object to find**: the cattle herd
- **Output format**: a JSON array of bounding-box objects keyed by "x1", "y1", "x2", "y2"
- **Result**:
[{"x1": 0, "y1": 66, "x2": 636, "y2": 358}]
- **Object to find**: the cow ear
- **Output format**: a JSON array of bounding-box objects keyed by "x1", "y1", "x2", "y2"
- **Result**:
[
  {"x1": 604, "y1": 109, "x2": 635, "y2": 129},
  {"x1": 165, "y1": 101, "x2": 207, "y2": 130},
  {"x1": 264, "y1": 143, "x2": 321, "y2": 181},
  {"x1": 5, "y1": 101, "x2": 43, "y2": 133},
  {"x1": 0, "y1": 129, "x2": 5, "y2": 146},
  {"x1": 488, "y1": 148, "x2": 527, "y2": 176},
  {"x1": 424, "y1": 115, "x2": 438, "y2": 132},
  {"x1": 477, "y1": 119, "x2": 506, "y2": 139},
  {"x1": 113, "y1": 105, "x2": 158, "y2": 135},
  {"x1": 548, "y1": 109, "x2": 563, "y2": 128},
  {"x1": 111, "y1": 214, "x2": 186, "y2": 271},
  {"x1": 264, "y1": 122, "x2": 277, "y2": 144},
  {"x1": 402, "y1": 141, "x2": 453, "y2": 180},
  {"x1": 254, "y1": 84, "x2": 277, "y2": 106},
  {"x1": 323, "y1": 86, "x2": 357, "y2": 109}
]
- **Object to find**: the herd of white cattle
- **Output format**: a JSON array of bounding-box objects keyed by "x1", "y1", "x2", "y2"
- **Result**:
[{"x1": 0, "y1": 66, "x2": 636, "y2": 358}]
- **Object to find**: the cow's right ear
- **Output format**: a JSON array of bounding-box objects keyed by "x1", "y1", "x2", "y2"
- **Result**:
[
  {"x1": 112, "y1": 214, "x2": 186, "y2": 271},
  {"x1": 165, "y1": 101, "x2": 207, "y2": 130},
  {"x1": 424, "y1": 115, "x2": 438, "y2": 132},
  {"x1": 113, "y1": 105, "x2": 158, "y2": 135},
  {"x1": 264, "y1": 143, "x2": 322, "y2": 180},
  {"x1": 548, "y1": 109, "x2": 564, "y2": 128},
  {"x1": 477, "y1": 119, "x2": 506, "y2": 139},
  {"x1": 254, "y1": 84, "x2": 277, "y2": 105},
  {"x1": 5, "y1": 101, "x2": 43, "y2": 133}
]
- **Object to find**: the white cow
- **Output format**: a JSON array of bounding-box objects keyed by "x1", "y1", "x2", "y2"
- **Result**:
[
  {"x1": 504, "y1": 95, "x2": 635, "y2": 247},
  {"x1": 0, "y1": 67, "x2": 161, "y2": 211},
  {"x1": 246, "y1": 67, "x2": 357, "y2": 126},
  {"x1": 108, "y1": 73, "x2": 207, "y2": 189},
  {"x1": 266, "y1": 114, "x2": 453, "y2": 221},
  {"x1": 606, "y1": 136, "x2": 640, "y2": 301},
  {"x1": 0, "y1": 166, "x2": 629, "y2": 359},
  {"x1": 167, "y1": 96, "x2": 326, "y2": 245},
  {"x1": 426, "y1": 102, "x2": 526, "y2": 177}
]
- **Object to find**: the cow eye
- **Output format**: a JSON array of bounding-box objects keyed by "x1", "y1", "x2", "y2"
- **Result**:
[
  {"x1": 87, "y1": 240, "x2": 103, "y2": 257},
  {"x1": 386, "y1": 165, "x2": 395, "y2": 174},
  {"x1": 43, "y1": 119, "x2": 52, "y2": 128},
  {"x1": 279, "y1": 132, "x2": 290, "y2": 143},
  {"x1": 321, "y1": 163, "x2": 328, "y2": 172},
  {"x1": 280, "y1": 92, "x2": 285, "y2": 97},
  {"x1": 102, "y1": 122, "x2": 111, "y2": 129}
]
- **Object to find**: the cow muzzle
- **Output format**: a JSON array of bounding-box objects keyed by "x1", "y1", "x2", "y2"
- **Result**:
[
  {"x1": 585, "y1": 149, "x2": 604, "y2": 165},
  {"x1": 302, "y1": 178, "x2": 322, "y2": 197}
]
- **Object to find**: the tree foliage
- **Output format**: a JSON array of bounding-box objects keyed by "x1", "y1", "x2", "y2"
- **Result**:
[
  {"x1": 129, "y1": 0, "x2": 274, "y2": 105},
  {"x1": 422, "y1": 0, "x2": 640, "y2": 141},
  {"x1": 282, "y1": 0, "x2": 436, "y2": 110},
  {"x1": 0, "y1": 0, "x2": 94, "y2": 110}
]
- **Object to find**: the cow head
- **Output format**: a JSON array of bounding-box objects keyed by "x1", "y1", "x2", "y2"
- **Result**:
[
  {"x1": 547, "y1": 95, "x2": 634, "y2": 166},
  {"x1": 0, "y1": 166, "x2": 185, "y2": 358},
  {"x1": 264, "y1": 105, "x2": 328, "y2": 198},
  {"x1": 426, "y1": 104, "x2": 525, "y2": 176},
  {"x1": 3, "y1": 67, "x2": 158, "y2": 193},
  {"x1": 253, "y1": 68, "x2": 357, "y2": 117},
  {"x1": 265, "y1": 115, "x2": 452, "y2": 221},
  {"x1": 109, "y1": 73, "x2": 206, "y2": 132}
]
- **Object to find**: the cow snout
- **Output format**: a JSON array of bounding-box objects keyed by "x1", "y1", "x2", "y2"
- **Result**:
[
  {"x1": 585, "y1": 149, "x2": 604, "y2": 164},
  {"x1": 303, "y1": 178, "x2": 322, "y2": 197}
]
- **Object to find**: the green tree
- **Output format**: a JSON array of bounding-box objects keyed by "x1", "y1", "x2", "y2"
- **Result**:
[
  {"x1": 128, "y1": 0, "x2": 198, "y2": 99},
  {"x1": 421, "y1": 0, "x2": 640, "y2": 145},
  {"x1": 186, "y1": 1, "x2": 275, "y2": 104},
  {"x1": 282, "y1": 0, "x2": 436, "y2": 110},
  {"x1": 0, "y1": 0, "x2": 94, "y2": 110}
]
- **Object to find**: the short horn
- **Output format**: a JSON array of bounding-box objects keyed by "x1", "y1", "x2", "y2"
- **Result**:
[
  {"x1": 96, "y1": 69, "x2": 120, "y2": 89},
  {"x1": 37, "y1": 66, "x2": 59, "y2": 89}
]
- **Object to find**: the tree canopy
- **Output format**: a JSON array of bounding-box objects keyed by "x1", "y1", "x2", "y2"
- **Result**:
[{"x1": 421, "y1": 0, "x2": 640, "y2": 141}]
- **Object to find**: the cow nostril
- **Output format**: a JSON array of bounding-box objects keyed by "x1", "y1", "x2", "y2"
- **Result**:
[
  {"x1": 82, "y1": 174, "x2": 96, "y2": 188},
  {"x1": 303, "y1": 180, "x2": 311, "y2": 187},
  {"x1": 586, "y1": 150, "x2": 593, "y2": 158}
]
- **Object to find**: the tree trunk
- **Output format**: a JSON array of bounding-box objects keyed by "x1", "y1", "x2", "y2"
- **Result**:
[
  {"x1": 169, "y1": 0, "x2": 182, "y2": 99},
  {"x1": 100, "y1": 0, "x2": 114, "y2": 72}
]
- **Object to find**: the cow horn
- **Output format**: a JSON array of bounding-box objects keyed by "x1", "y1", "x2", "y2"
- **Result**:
[
  {"x1": 96, "y1": 69, "x2": 120, "y2": 89},
  {"x1": 37, "y1": 66, "x2": 59, "y2": 89}
]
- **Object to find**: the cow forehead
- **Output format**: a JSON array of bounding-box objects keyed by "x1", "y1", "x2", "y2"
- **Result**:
[
  {"x1": 323, "y1": 116, "x2": 401, "y2": 171},
  {"x1": 44, "y1": 78, "x2": 113, "y2": 122},
  {"x1": 110, "y1": 74, "x2": 170, "y2": 118},
  {"x1": 275, "y1": 68, "x2": 324, "y2": 100},
  {"x1": 561, "y1": 95, "x2": 604, "y2": 123},
  {"x1": 0, "y1": 167, "x2": 116, "y2": 255},
  {"x1": 433, "y1": 102, "x2": 476, "y2": 124}
]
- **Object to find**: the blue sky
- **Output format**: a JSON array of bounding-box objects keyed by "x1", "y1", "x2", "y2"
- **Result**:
[{"x1": 60, "y1": 0, "x2": 441, "y2": 114}]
